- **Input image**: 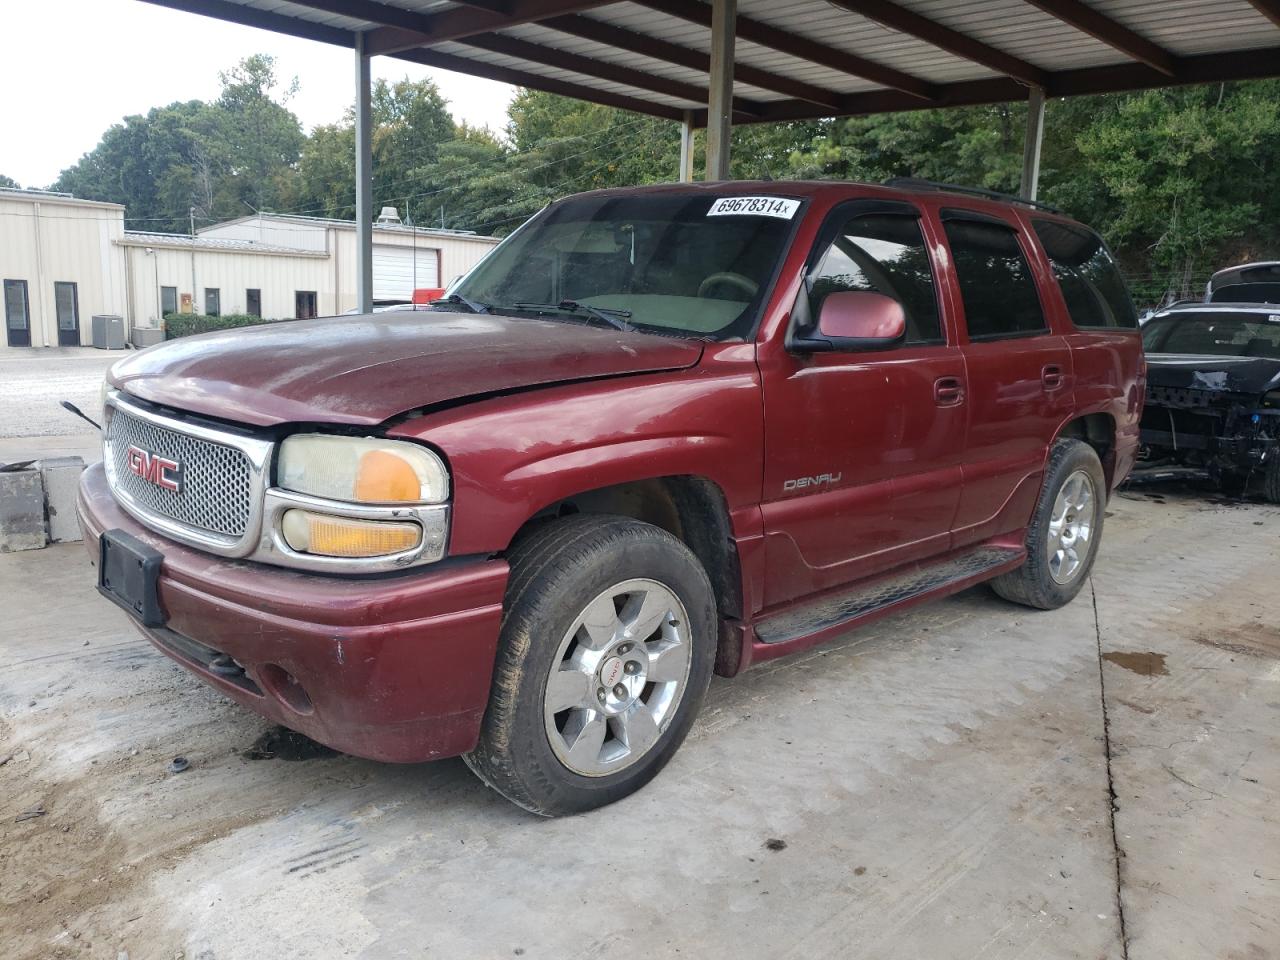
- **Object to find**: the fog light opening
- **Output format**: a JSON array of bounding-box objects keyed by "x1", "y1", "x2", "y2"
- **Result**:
[{"x1": 258, "y1": 664, "x2": 314, "y2": 715}]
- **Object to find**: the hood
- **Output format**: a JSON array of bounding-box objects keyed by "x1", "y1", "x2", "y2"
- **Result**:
[
  {"x1": 1145, "y1": 353, "x2": 1280, "y2": 396},
  {"x1": 109, "y1": 311, "x2": 703, "y2": 427}
]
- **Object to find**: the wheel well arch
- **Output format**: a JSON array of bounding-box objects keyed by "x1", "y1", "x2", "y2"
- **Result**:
[
  {"x1": 1056, "y1": 412, "x2": 1117, "y2": 489},
  {"x1": 508, "y1": 476, "x2": 744, "y2": 624}
]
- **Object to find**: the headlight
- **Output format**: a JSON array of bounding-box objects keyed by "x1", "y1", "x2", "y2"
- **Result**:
[{"x1": 278, "y1": 435, "x2": 449, "y2": 504}]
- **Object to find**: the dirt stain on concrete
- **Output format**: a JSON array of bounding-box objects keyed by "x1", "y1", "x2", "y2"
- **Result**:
[
  {"x1": 1187, "y1": 627, "x2": 1280, "y2": 665},
  {"x1": 1102, "y1": 651, "x2": 1169, "y2": 676}
]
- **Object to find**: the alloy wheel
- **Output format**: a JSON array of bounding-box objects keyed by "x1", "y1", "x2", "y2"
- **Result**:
[
  {"x1": 1047, "y1": 469, "x2": 1096, "y2": 584},
  {"x1": 543, "y1": 578, "x2": 692, "y2": 777}
]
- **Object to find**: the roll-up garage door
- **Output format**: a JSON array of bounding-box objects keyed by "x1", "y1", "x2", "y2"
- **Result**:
[{"x1": 372, "y1": 245, "x2": 440, "y2": 300}]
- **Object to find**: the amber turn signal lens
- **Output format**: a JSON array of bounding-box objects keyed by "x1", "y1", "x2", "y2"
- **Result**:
[
  {"x1": 281, "y1": 509, "x2": 421, "y2": 558},
  {"x1": 354, "y1": 449, "x2": 421, "y2": 503}
]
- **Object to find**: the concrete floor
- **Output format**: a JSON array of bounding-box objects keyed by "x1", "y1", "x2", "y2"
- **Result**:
[{"x1": 0, "y1": 485, "x2": 1276, "y2": 959}]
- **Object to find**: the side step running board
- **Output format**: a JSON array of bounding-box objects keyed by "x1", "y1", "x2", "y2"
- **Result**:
[{"x1": 754, "y1": 546, "x2": 1022, "y2": 645}]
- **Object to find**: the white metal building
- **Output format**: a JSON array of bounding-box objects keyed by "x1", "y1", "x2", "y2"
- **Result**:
[
  {"x1": 1, "y1": 189, "x2": 500, "y2": 349},
  {"x1": 1, "y1": 189, "x2": 130, "y2": 349},
  {"x1": 198, "y1": 213, "x2": 501, "y2": 309}
]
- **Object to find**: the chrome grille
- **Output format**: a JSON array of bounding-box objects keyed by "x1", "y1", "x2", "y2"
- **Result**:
[{"x1": 107, "y1": 406, "x2": 253, "y2": 539}]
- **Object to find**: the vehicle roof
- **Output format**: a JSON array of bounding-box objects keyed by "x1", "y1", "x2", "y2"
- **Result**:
[
  {"x1": 1208, "y1": 261, "x2": 1280, "y2": 286},
  {"x1": 1152, "y1": 302, "x2": 1280, "y2": 318},
  {"x1": 561, "y1": 179, "x2": 1090, "y2": 230}
]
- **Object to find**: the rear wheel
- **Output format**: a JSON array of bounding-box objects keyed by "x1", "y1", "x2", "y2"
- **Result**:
[
  {"x1": 991, "y1": 438, "x2": 1106, "y2": 610},
  {"x1": 464, "y1": 515, "x2": 716, "y2": 816}
]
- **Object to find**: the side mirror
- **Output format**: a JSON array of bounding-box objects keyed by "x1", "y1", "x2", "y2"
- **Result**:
[{"x1": 792, "y1": 291, "x2": 907, "y2": 352}]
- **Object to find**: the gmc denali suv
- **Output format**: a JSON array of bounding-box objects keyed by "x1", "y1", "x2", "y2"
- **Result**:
[{"x1": 78, "y1": 180, "x2": 1144, "y2": 816}]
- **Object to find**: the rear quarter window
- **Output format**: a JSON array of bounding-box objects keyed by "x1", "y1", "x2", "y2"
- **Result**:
[{"x1": 1033, "y1": 219, "x2": 1137, "y2": 329}]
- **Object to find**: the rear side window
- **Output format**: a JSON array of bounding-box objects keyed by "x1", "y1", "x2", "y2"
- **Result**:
[
  {"x1": 1033, "y1": 219, "x2": 1137, "y2": 329},
  {"x1": 943, "y1": 216, "x2": 1046, "y2": 340},
  {"x1": 808, "y1": 214, "x2": 943, "y2": 344}
]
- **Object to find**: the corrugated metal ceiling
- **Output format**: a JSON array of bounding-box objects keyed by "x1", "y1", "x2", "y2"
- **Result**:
[{"x1": 138, "y1": 0, "x2": 1280, "y2": 123}]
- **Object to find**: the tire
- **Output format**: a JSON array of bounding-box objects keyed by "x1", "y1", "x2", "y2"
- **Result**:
[
  {"x1": 991, "y1": 438, "x2": 1107, "y2": 610},
  {"x1": 1264, "y1": 454, "x2": 1280, "y2": 504},
  {"x1": 463, "y1": 515, "x2": 717, "y2": 816}
]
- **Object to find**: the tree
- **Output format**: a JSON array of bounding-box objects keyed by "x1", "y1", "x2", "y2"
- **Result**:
[
  {"x1": 211, "y1": 54, "x2": 305, "y2": 215},
  {"x1": 0, "y1": 174, "x2": 19, "y2": 189}
]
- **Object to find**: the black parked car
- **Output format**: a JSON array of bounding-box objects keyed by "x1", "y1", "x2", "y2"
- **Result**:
[{"x1": 1139, "y1": 302, "x2": 1280, "y2": 501}]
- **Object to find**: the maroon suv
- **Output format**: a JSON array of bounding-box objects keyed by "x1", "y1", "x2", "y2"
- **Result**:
[{"x1": 78, "y1": 180, "x2": 1144, "y2": 815}]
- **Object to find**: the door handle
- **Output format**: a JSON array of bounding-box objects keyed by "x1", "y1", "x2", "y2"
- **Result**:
[
  {"x1": 934, "y1": 376, "x2": 965, "y2": 406},
  {"x1": 1042, "y1": 364, "x2": 1066, "y2": 390}
]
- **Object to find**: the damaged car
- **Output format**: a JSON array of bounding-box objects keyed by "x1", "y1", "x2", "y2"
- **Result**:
[{"x1": 1139, "y1": 303, "x2": 1280, "y2": 501}]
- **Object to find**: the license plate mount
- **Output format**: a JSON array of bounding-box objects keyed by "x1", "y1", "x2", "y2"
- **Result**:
[{"x1": 98, "y1": 528, "x2": 166, "y2": 627}]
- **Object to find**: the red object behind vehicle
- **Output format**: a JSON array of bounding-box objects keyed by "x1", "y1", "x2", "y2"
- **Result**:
[{"x1": 412, "y1": 287, "x2": 446, "y2": 304}]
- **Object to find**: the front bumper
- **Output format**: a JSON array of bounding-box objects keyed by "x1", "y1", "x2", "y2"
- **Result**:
[{"x1": 77, "y1": 462, "x2": 508, "y2": 763}]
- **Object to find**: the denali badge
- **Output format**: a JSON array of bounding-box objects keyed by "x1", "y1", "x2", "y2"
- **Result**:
[
  {"x1": 126, "y1": 444, "x2": 184, "y2": 493},
  {"x1": 783, "y1": 472, "x2": 842, "y2": 492}
]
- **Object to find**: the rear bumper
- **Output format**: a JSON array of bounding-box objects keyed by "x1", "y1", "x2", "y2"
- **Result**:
[{"x1": 77, "y1": 462, "x2": 508, "y2": 763}]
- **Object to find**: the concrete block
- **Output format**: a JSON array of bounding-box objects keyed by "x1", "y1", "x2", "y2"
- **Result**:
[
  {"x1": 0, "y1": 469, "x2": 47, "y2": 552},
  {"x1": 38, "y1": 457, "x2": 85, "y2": 543}
]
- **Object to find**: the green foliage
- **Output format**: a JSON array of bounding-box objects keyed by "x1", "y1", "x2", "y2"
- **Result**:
[
  {"x1": 0, "y1": 173, "x2": 19, "y2": 189},
  {"x1": 164, "y1": 312, "x2": 280, "y2": 339}
]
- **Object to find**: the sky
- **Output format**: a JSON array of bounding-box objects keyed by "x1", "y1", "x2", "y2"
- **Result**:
[{"x1": 0, "y1": 0, "x2": 517, "y2": 189}]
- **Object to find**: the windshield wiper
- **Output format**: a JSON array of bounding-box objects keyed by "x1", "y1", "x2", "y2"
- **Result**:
[
  {"x1": 511, "y1": 300, "x2": 634, "y2": 332},
  {"x1": 431, "y1": 292, "x2": 490, "y2": 314}
]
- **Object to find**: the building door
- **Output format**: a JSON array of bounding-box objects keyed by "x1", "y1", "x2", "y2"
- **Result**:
[
  {"x1": 161, "y1": 286, "x2": 178, "y2": 318},
  {"x1": 246, "y1": 288, "x2": 261, "y2": 317},
  {"x1": 372, "y1": 244, "x2": 439, "y2": 300},
  {"x1": 4, "y1": 280, "x2": 31, "y2": 347},
  {"x1": 295, "y1": 291, "x2": 317, "y2": 319},
  {"x1": 55, "y1": 281, "x2": 80, "y2": 346}
]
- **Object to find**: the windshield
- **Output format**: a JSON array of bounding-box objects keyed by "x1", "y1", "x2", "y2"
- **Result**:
[
  {"x1": 451, "y1": 193, "x2": 803, "y2": 339},
  {"x1": 1142, "y1": 311, "x2": 1280, "y2": 359}
]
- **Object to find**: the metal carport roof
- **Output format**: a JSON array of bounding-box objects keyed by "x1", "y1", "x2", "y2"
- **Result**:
[{"x1": 141, "y1": 0, "x2": 1280, "y2": 124}]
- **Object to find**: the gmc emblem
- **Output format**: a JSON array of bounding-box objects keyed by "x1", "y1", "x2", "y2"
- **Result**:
[{"x1": 126, "y1": 444, "x2": 184, "y2": 493}]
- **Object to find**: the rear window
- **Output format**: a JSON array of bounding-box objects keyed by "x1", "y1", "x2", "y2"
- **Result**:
[
  {"x1": 1142, "y1": 311, "x2": 1280, "y2": 359},
  {"x1": 943, "y1": 216, "x2": 1046, "y2": 340},
  {"x1": 1033, "y1": 219, "x2": 1137, "y2": 329}
]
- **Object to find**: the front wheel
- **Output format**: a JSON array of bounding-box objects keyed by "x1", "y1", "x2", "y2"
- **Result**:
[
  {"x1": 991, "y1": 438, "x2": 1107, "y2": 610},
  {"x1": 464, "y1": 515, "x2": 716, "y2": 816}
]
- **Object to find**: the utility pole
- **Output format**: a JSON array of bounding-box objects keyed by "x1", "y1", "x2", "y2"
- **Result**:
[{"x1": 189, "y1": 206, "x2": 197, "y2": 313}]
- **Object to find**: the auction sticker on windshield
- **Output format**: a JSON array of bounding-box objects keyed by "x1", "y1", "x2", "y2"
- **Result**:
[{"x1": 707, "y1": 196, "x2": 801, "y2": 219}]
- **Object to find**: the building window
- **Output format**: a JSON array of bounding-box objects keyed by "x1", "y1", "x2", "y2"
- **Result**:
[
  {"x1": 246, "y1": 288, "x2": 261, "y2": 317},
  {"x1": 4, "y1": 279, "x2": 31, "y2": 347},
  {"x1": 295, "y1": 291, "x2": 317, "y2": 320},
  {"x1": 942, "y1": 215, "x2": 1046, "y2": 340},
  {"x1": 54, "y1": 281, "x2": 80, "y2": 347},
  {"x1": 205, "y1": 288, "x2": 221, "y2": 317},
  {"x1": 161, "y1": 286, "x2": 178, "y2": 317}
]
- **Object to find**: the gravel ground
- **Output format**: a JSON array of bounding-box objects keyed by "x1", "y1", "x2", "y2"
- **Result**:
[{"x1": 0, "y1": 349, "x2": 117, "y2": 439}]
